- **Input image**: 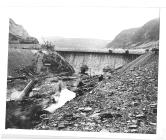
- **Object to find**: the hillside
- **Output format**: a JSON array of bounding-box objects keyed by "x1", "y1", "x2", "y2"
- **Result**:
[
  {"x1": 33, "y1": 51, "x2": 158, "y2": 133},
  {"x1": 7, "y1": 48, "x2": 74, "y2": 77},
  {"x1": 107, "y1": 18, "x2": 159, "y2": 49},
  {"x1": 43, "y1": 37, "x2": 110, "y2": 49},
  {"x1": 9, "y1": 18, "x2": 39, "y2": 44}
]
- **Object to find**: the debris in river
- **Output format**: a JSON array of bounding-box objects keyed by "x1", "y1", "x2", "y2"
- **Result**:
[
  {"x1": 6, "y1": 51, "x2": 158, "y2": 134},
  {"x1": 44, "y1": 88, "x2": 76, "y2": 113}
]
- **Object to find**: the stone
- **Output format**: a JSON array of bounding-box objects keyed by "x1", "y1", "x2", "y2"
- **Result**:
[
  {"x1": 89, "y1": 113, "x2": 101, "y2": 118},
  {"x1": 136, "y1": 114, "x2": 145, "y2": 118},
  {"x1": 80, "y1": 112, "x2": 87, "y2": 116},
  {"x1": 132, "y1": 102, "x2": 139, "y2": 106},
  {"x1": 142, "y1": 108, "x2": 146, "y2": 111},
  {"x1": 84, "y1": 126, "x2": 93, "y2": 131},
  {"x1": 124, "y1": 130, "x2": 129, "y2": 133},
  {"x1": 128, "y1": 124, "x2": 138, "y2": 129},
  {"x1": 74, "y1": 124, "x2": 79, "y2": 127},
  {"x1": 128, "y1": 113, "x2": 132, "y2": 117},
  {"x1": 57, "y1": 123, "x2": 66, "y2": 129},
  {"x1": 149, "y1": 122, "x2": 157, "y2": 126},
  {"x1": 128, "y1": 87, "x2": 132, "y2": 91},
  {"x1": 153, "y1": 108, "x2": 157, "y2": 113},
  {"x1": 99, "y1": 113, "x2": 113, "y2": 119},
  {"x1": 100, "y1": 129, "x2": 110, "y2": 133},
  {"x1": 130, "y1": 129, "x2": 138, "y2": 133},
  {"x1": 32, "y1": 87, "x2": 40, "y2": 92},
  {"x1": 78, "y1": 107, "x2": 92, "y2": 112},
  {"x1": 117, "y1": 107, "x2": 121, "y2": 111},
  {"x1": 132, "y1": 120, "x2": 138, "y2": 124},
  {"x1": 86, "y1": 122, "x2": 96, "y2": 126},
  {"x1": 101, "y1": 119, "x2": 108, "y2": 123},
  {"x1": 50, "y1": 123, "x2": 58, "y2": 127},
  {"x1": 136, "y1": 76, "x2": 141, "y2": 79},
  {"x1": 63, "y1": 114, "x2": 78, "y2": 121},
  {"x1": 113, "y1": 113, "x2": 122, "y2": 118},
  {"x1": 150, "y1": 103, "x2": 157, "y2": 108}
]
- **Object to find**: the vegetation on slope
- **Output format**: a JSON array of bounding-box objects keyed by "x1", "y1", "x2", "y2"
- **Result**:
[
  {"x1": 7, "y1": 48, "x2": 74, "y2": 77},
  {"x1": 107, "y1": 18, "x2": 159, "y2": 49}
]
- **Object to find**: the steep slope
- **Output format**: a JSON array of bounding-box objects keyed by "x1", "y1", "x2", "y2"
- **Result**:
[
  {"x1": 107, "y1": 28, "x2": 138, "y2": 49},
  {"x1": 35, "y1": 52, "x2": 158, "y2": 134},
  {"x1": 43, "y1": 37, "x2": 110, "y2": 49},
  {"x1": 9, "y1": 18, "x2": 39, "y2": 44},
  {"x1": 117, "y1": 52, "x2": 154, "y2": 74},
  {"x1": 9, "y1": 18, "x2": 29, "y2": 38},
  {"x1": 107, "y1": 18, "x2": 159, "y2": 49}
]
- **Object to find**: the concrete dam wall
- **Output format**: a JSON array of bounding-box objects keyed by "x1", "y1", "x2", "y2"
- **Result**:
[
  {"x1": 58, "y1": 51, "x2": 140, "y2": 75},
  {"x1": 8, "y1": 44, "x2": 141, "y2": 76}
]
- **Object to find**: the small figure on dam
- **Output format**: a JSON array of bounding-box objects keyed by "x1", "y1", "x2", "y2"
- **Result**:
[{"x1": 80, "y1": 64, "x2": 89, "y2": 76}]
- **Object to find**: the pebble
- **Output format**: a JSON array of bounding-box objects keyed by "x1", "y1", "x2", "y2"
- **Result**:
[
  {"x1": 78, "y1": 107, "x2": 92, "y2": 112},
  {"x1": 89, "y1": 113, "x2": 100, "y2": 118},
  {"x1": 132, "y1": 101, "x2": 139, "y2": 106},
  {"x1": 57, "y1": 123, "x2": 66, "y2": 129},
  {"x1": 153, "y1": 108, "x2": 157, "y2": 113},
  {"x1": 130, "y1": 129, "x2": 138, "y2": 133},
  {"x1": 136, "y1": 114, "x2": 145, "y2": 118},
  {"x1": 100, "y1": 129, "x2": 110, "y2": 133},
  {"x1": 128, "y1": 124, "x2": 138, "y2": 129},
  {"x1": 149, "y1": 122, "x2": 157, "y2": 126},
  {"x1": 150, "y1": 103, "x2": 157, "y2": 108}
]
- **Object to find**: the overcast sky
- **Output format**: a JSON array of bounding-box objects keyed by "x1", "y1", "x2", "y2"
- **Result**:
[{"x1": 9, "y1": 7, "x2": 159, "y2": 42}]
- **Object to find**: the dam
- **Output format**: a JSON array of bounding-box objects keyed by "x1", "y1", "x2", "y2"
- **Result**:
[
  {"x1": 9, "y1": 44, "x2": 143, "y2": 75},
  {"x1": 56, "y1": 48, "x2": 141, "y2": 75}
]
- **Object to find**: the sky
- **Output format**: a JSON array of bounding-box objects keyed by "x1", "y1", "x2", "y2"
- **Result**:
[{"x1": 8, "y1": 7, "x2": 159, "y2": 42}]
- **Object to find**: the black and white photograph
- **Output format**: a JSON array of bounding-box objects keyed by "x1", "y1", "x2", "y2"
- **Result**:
[{"x1": 1, "y1": 1, "x2": 166, "y2": 139}]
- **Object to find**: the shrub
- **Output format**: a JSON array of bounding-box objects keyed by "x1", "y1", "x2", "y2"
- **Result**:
[{"x1": 41, "y1": 41, "x2": 55, "y2": 51}]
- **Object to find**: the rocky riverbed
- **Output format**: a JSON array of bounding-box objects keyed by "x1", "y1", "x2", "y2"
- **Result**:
[
  {"x1": 33, "y1": 52, "x2": 158, "y2": 134},
  {"x1": 6, "y1": 51, "x2": 158, "y2": 134}
]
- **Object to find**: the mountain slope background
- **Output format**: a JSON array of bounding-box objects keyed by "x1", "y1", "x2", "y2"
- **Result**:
[
  {"x1": 9, "y1": 18, "x2": 39, "y2": 44},
  {"x1": 107, "y1": 18, "x2": 159, "y2": 49},
  {"x1": 43, "y1": 37, "x2": 111, "y2": 49}
]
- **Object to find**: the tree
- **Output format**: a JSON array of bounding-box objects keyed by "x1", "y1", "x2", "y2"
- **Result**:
[{"x1": 41, "y1": 41, "x2": 55, "y2": 51}]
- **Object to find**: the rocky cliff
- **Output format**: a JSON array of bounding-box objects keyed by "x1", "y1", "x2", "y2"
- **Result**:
[{"x1": 9, "y1": 18, "x2": 39, "y2": 44}]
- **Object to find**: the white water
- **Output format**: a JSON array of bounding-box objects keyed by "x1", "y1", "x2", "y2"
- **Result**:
[{"x1": 44, "y1": 88, "x2": 76, "y2": 113}]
